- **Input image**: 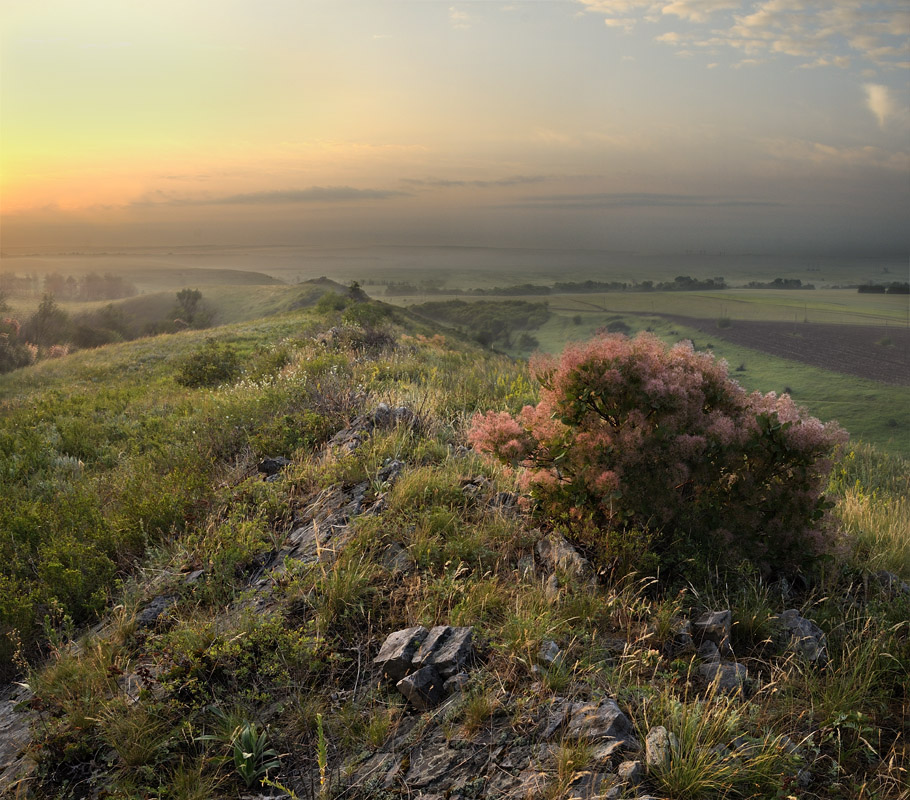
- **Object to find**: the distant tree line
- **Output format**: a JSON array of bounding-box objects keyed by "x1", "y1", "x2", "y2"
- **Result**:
[
  {"x1": 745, "y1": 278, "x2": 815, "y2": 290},
  {"x1": 0, "y1": 271, "x2": 138, "y2": 301},
  {"x1": 384, "y1": 275, "x2": 727, "y2": 296},
  {"x1": 0, "y1": 289, "x2": 211, "y2": 375},
  {"x1": 857, "y1": 282, "x2": 910, "y2": 294}
]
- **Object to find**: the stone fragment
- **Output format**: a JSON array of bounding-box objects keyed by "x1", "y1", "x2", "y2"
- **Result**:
[
  {"x1": 775, "y1": 609, "x2": 827, "y2": 664},
  {"x1": 258, "y1": 456, "x2": 291, "y2": 476},
  {"x1": 402, "y1": 743, "x2": 458, "y2": 787},
  {"x1": 536, "y1": 535, "x2": 593, "y2": 581},
  {"x1": 516, "y1": 555, "x2": 536, "y2": 581},
  {"x1": 540, "y1": 705, "x2": 569, "y2": 740},
  {"x1": 567, "y1": 771, "x2": 621, "y2": 800},
  {"x1": 396, "y1": 665, "x2": 445, "y2": 710},
  {"x1": 374, "y1": 626, "x2": 429, "y2": 682},
  {"x1": 666, "y1": 619, "x2": 695, "y2": 656},
  {"x1": 135, "y1": 595, "x2": 176, "y2": 628},
  {"x1": 539, "y1": 640, "x2": 561, "y2": 667},
  {"x1": 697, "y1": 660, "x2": 748, "y2": 693},
  {"x1": 380, "y1": 543, "x2": 416, "y2": 576},
  {"x1": 544, "y1": 573, "x2": 560, "y2": 601},
  {"x1": 618, "y1": 759, "x2": 644, "y2": 786},
  {"x1": 377, "y1": 458, "x2": 404, "y2": 486},
  {"x1": 565, "y1": 699, "x2": 635, "y2": 744},
  {"x1": 411, "y1": 626, "x2": 473, "y2": 677},
  {"x1": 874, "y1": 570, "x2": 910, "y2": 596},
  {"x1": 645, "y1": 726, "x2": 677, "y2": 769},
  {"x1": 693, "y1": 610, "x2": 732, "y2": 655},
  {"x1": 443, "y1": 672, "x2": 470, "y2": 695},
  {"x1": 696, "y1": 640, "x2": 721, "y2": 663}
]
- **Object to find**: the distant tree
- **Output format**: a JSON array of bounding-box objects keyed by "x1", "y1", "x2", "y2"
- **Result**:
[
  {"x1": 23, "y1": 295, "x2": 72, "y2": 347},
  {"x1": 174, "y1": 288, "x2": 203, "y2": 324},
  {"x1": 347, "y1": 281, "x2": 367, "y2": 302}
]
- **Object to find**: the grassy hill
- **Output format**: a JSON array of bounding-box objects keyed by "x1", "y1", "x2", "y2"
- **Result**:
[{"x1": 0, "y1": 293, "x2": 907, "y2": 799}]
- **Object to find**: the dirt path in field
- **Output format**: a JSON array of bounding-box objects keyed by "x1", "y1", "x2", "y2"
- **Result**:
[{"x1": 659, "y1": 317, "x2": 910, "y2": 386}]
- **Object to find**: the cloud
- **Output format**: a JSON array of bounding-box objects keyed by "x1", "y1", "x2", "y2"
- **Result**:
[
  {"x1": 508, "y1": 192, "x2": 782, "y2": 209},
  {"x1": 578, "y1": 0, "x2": 910, "y2": 70},
  {"x1": 864, "y1": 83, "x2": 895, "y2": 127},
  {"x1": 402, "y1": 175, "x2": 548, "y2": 189},
  {"x1": 134, "y1": 186, "x2": 411, "y2": 207},
  {"x1": 449, "y1": 6, "x2": 470, "y2": 29}
]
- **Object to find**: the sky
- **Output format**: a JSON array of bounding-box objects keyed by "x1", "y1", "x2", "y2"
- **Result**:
[{"x1": 1, "y1": 0, "x2": 908, "y2": 254}]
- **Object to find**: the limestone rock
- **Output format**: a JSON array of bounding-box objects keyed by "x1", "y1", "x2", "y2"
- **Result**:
[
  {"x1": 693, "y1": 609, "x2": 732, "y2": 655},
  {"x1": 536, "y1": 535, "x2": 593, "y2": 581},
  {"x1": 645, "y1": 725, "x2": 677, "y2": 769},
  {"x1": 775, "y1": 609, "x2": 827, "y2": 664},
  {"x1": 411, "y1": 625, "x2": 473, "y2": 678},
  {"x1": 397, "y1": 665, "x2": 445, "y2": 710},
  {"x1": 380, "y1": 542, "x2": 416, "y2": 576},
  {"x1": 258, "y1": 456, "x2": 291, "y2": 476},
  {"x1": 697, "y1": 660, "x2": 748, "y2": 693},
  {"x1": 565, "y1": 699, "x2": 635, "y2": 745},
  {"x1": 617, "y1": 759, "x2": 644, "y2": 786},
  {"x1": 374, "y1": 626, "x2": 429, "y2": 682}
]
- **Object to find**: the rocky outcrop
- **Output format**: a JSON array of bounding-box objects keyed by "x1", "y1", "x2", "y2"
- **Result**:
[{"x1": 375, "y1": 626, "x2": 475, "y2": 709}]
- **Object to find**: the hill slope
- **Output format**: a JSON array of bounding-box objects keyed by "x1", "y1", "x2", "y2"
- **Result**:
[{"x1": 0, "y1": 295, "x2": 907, "y2": 799}]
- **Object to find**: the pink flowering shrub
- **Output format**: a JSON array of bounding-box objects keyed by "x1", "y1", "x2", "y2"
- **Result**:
[{"x1": 469, "y1": 333, "x2": 847, "y2": 575}]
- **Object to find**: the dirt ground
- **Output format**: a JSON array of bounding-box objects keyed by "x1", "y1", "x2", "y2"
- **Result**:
[{"x1": 662, "y1": 317, "x2": 910, "y2": 386}]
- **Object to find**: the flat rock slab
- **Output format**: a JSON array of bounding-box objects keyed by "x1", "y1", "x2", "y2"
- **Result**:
[{"x1": 698, "y1": 660, "x2": 748, "y2": 693}]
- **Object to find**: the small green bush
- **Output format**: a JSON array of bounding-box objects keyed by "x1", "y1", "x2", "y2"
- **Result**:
[{"x1": 176, "y1": 339, "x2": 241, "y2": 388}]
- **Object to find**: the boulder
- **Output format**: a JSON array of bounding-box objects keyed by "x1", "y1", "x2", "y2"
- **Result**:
[
  {"x1": 380, "y1": 543, "x2": 416, "y2": 577},
  {"x1": 374, "y1": 626, "x2": 429, "y2": 682},
  {"x1": 135, "y1": 595, "x2": 176, "y2": 629}
]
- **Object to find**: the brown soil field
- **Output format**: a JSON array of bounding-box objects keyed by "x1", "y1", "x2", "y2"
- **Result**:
[{"x1": 662, "y1": 317, "x2": 910, "y2": 386}]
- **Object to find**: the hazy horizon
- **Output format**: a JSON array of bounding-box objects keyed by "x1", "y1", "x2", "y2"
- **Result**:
[{"x1": 2, "y1": 1, "x2": 908, "y2": 255}]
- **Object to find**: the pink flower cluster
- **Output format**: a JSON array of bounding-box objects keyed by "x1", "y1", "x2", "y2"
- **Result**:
[{"x1": 469, "y1": 332, "x2": 847, "y2": 574}]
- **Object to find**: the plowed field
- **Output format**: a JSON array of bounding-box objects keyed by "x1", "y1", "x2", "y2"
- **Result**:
[{"x1": 663, "y1": 318, "x2": 910, "y2": 386}]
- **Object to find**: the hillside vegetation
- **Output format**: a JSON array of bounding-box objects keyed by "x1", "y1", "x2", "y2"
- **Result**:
[{"x1": 0, "y1": 291, "x2": 907, "y2": 800}]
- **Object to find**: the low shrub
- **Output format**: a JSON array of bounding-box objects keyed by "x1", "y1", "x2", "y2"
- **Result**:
[
  {"x1": 176, "y1": 338, "x2": 241, "y2": 388},
  {"x1": 469, "y1": 332, "x2": 847, "y2": 576}
]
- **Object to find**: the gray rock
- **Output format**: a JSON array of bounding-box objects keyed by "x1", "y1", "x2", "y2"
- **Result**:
[
  {"x1": 377, "y1": 458, "x2": 404, "y2": 486},
  {"x1": 397, "y1": 666, "x2": 445, "y2": 710},
  {"x1": 540, "y1": 704, "x2": 569, "y2": 740},
  {"x1": 517, "y1": 555, "x2": 536, "y2": 581},
  {"x1": 135, "y1": 594, "x2": 176, "y2": 628},
  {"x1": 617, "y1": 759, "x2": 644, "y2": 786},
  {"x1": 697, "y1": 640, "x2": 721, "y2": 663},
  {"x1": 565, "y1": 699, "x2": 635, "y2": 744},
  {"x1": 443, "y1": 672, "x2": 470, "y2": 695},
  {"x1": 380, "y1": 543, "x2": 416, "y2": 576},
  {"x1": 697, "y1": 660, "x2": 748, "y2": 693},
  {"x1": 567, "y1": 771, "x2": 621, "y2": 799},
  {"x1": 539, "y1": 640, "x2": 561, "y2": 667},
  {"x1": 258, "y1": 456, "x2": 292, "y2": 476},
  {"x1": 403, "y1": 743, "x2": 458, "y2": 787},
  {"x1": 874, "y1": 570, "x2": 910, "y2": 596},
  {"x1": 645, "y1": 725, "x2": 677, "y2": 769},
  {"x1": 544, "y1": 572, "x2": 560, "y2": 601},
  {"x1": 693, "y1": 609, "x2": 732, "y2": 655},
  {"x1": 536, "y1": 535, "x2": 593, "y2": 581},
  {"x1": 775, "y1": 609, "x2": 827, "y2": 664},
  {"x1": 411, "y1": 625, "x2": 473, "y2": 677},
  {"x1": 374, "y1": 626, "x2": 429, "y2": 682}
]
